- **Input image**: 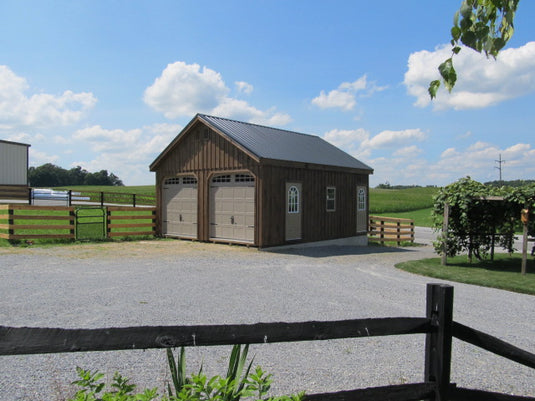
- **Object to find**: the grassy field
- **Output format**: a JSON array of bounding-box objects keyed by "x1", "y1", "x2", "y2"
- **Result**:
[
  {"x1": 369, "y1": 186, "x2": 439, "y2": 227},
  {"x1": 396, "y1": 254, "x2": 535, "y2": 295},
  {"x1": 55, "y1": 185, "x2": 156, "y2": 196}
]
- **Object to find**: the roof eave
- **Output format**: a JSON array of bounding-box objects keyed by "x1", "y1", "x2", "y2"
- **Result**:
[{"x1": 260, "y1": 157, "x2": 373, "y2": 175}]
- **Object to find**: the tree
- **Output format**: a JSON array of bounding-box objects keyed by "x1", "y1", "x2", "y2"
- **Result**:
[
  {"x1": 429, "y1": 0, "x2": 520, "y2": 98},
  {"x1": 28, "y1": 164, "x2": 124, "y2": 187}
]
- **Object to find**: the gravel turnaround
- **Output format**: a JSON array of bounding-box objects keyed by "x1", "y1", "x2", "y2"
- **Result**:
[{"x1": 0, "y1": 238, "x2": 533, "y2": 400}]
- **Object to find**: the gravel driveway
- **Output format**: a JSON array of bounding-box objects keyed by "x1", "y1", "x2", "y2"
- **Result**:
[{"x1": 0, "y1": 238, "x2": 533, "y2": 400}]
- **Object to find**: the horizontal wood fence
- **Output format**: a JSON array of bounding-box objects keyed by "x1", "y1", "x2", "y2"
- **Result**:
[
  {"x1": 0, "y1": 204, "x2": 155, "y2": 240},
  {"x1": 106, "y1": 206, "x2": 157, "y2": 237},
  {"x1": 0, "y1": 185, "x2": 31, "y2": 202},
  {"x1": 0, "y1": 204, "x2": 75, "y2": 240},
  {"x1": 368, "y1": 215, "x2": 415, "y2": 244},
  {"x1": 1, "y1": 284, "x2": 533, "y2": 401}
]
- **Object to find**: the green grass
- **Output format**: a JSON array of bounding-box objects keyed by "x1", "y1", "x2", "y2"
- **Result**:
[
  {"x1": 373, "y1": 208, "x2": 434, "y2": 227},
  {"x1": 396, "y1": 253, "x2": 535, "y2": 295},
  {"x1": 54, "y1": 185, "x2": 156, "y2": 196},
  {"x1": 369, "y1": 187, "x2": 439, "y2": 227},
  {"x1": 369, "y1": 187, "x2": 439, "y2": 214},
  {"x1": 0, "y1": 205, "x2": 154, "y2": 247}
]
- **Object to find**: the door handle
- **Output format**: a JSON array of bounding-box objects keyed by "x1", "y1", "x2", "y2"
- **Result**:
[
  {"x1": 179, "y1": 214, "x2": 183, "y2": 222},
  {"x1": 230, "y1": 216, "x2": 235, "y2": 224}
]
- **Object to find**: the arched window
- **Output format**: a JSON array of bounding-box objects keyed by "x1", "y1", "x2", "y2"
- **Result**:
[
  {"x1": 288, "y1": 186, "x2": 299, "y2": 213},
  {"x1": 358, "y1": 188, "x2": 366, "y2": 211}
]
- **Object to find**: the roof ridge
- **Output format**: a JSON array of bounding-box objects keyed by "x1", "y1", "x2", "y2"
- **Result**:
[{"x1": 198, "y1": 113, "x2": 317, "y2": 138}]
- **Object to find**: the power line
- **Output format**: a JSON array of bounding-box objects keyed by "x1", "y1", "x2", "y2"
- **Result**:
[{"x1": 495, "y1": 154, "x2": 506, "y2": 181}]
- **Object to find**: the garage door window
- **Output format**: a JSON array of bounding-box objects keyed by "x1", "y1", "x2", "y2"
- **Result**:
[
  {"x1": 165, "y1": 177, "x2": 181, "y2": 185},
  {"x1": 212, "y1": 175, "x2": 232, "y2": 183}
]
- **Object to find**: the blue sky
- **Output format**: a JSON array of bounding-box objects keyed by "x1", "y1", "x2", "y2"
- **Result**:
[{"x1": 2, "y1": 1, "x2": 534, "y2": 186}]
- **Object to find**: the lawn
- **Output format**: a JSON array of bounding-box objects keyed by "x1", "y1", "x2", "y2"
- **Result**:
[
  {"x1": 369, "y1": 186, "x2": 439, "y2": 214},
  {"x1": 396, "y1": 254, "x2": 535, "y2": 295},
  {"x1": 369, "y1": 187, "x2": 439, "y2": 227}
]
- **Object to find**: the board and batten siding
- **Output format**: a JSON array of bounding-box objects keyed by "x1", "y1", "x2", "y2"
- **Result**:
[
  {"x1": 0, "y1": 140, "x2": 29, "y2": 186},
  {"x1": 258, "y1": 164, "x2": 369, "y2": 247},
  {"x1": 154, "y1": 124, "x2": 258, "y2": 242}
]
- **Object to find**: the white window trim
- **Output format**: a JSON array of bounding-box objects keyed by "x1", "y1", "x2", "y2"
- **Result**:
[{"x1": 288, "y1": 186, "x2": 300, "y2": 214}]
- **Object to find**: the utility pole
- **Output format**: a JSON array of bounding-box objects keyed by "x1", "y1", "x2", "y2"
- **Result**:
[{"x1": 495, "y1": 153, "x2": 505, "y2": 182}]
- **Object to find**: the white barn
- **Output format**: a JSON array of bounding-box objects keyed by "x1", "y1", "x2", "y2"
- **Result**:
[{"x1": 0, "y1": 140, "x2": 30, "y2": 201}]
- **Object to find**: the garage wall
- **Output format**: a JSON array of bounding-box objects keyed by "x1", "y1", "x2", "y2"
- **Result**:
[
  {"x1": 154, "y1": 123, "x2": 258, "y2": 242},
  {"x1": 0, "y1": 141, "x2": 29, "y2": 185},
  {"x1": 259, "y1": 164, "x2": 369, "y2": 247}
]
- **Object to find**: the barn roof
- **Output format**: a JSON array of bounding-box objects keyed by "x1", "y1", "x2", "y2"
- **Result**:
[{"x1": 151, "y1": 114, "x2": 373, "y2": 173}]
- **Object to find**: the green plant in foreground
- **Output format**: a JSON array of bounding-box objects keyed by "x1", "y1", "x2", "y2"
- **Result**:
[
  {"x1": 68, "y1": 346, "x2": 304, "y2": 401},
  {"x1": 166, "y1": 345, "x2": 304, "y2": 401},
  {"x1": 69, "y1": 367, "x2": 159, "y2": 401}
]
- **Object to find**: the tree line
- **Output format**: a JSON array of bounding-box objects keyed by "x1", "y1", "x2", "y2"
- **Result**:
[{"x1": 28, "y1": 164, "x2": 124, "y2": 187}]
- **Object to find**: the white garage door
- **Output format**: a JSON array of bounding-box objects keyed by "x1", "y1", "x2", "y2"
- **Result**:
[
  {"x1": 162, "y1": 176, "x2": 198, "y2": 238},
  {"x1": 210, "y1": 173, "x2": 255, "y2": 243}
]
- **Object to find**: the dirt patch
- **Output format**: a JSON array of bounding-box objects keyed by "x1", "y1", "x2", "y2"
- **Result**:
[{"x1": 0, "y1": 238, "x2": 256, "y2": 259}]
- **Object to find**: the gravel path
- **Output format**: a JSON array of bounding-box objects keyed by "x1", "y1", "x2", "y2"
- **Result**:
[{"x1": 0, "y1": 238, "x2": 533, "y2": 400}]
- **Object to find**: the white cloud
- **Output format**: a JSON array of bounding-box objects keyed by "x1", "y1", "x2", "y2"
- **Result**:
[
  {"x1": 393, "y1": 145, "x2": 422, "y2": 157},
  {"x1": 404, "y1": 42, "x2": 535, "y2": 110},
  {"x1": 71, "y1": 123, "x2": 181, "y2": 185},
  {"x1": 0, "y1": 65, "x2": 97, "y2": 129},
  {"x1": 312, "y1": 75, "x2": 387, "y2": 111},
  {"x1": 322, "y1": 126, "x2": 534, "y2": 186},
  {"x1": 144, "y1": 61, "x2": 290, "y2": 125},
  {"x1": 365, "y1": 129, "x2": 427, "y2": 149},
  {"x1": 29, "y1": 149, "x2": 60, "y2": 166},
  {"x1": 235, "y1": 81, "x2": 253, "y2": 95}
]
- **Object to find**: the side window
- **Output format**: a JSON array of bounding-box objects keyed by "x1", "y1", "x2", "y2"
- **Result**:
[
  {"x1": 288, "y1": 186, "x2": 299, "y2": 213},
  {"x1": 358, "y1": 188, "x2": 366, "y2": 211},
  {"x1": 326, "y1": 187, "x2": 336, "y2": 212}
]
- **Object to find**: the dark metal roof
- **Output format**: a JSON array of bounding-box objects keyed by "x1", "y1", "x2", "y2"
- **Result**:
[{"x1": 198, "y1": 114, "x2": 373, "y2": 172}]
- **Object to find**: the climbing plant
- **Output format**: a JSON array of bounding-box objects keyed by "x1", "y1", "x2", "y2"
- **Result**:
[{"x1": 431, "y1": 177, "x2": 532, "y2": 261}]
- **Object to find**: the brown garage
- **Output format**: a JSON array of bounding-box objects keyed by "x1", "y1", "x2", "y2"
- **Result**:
[{"x1": 150, "y1": 114, "x2": 373, "y2": 248}]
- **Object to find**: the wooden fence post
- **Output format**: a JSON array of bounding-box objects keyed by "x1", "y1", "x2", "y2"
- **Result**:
[
  {"x1": 8, "y1": 207, "x2": 14, "y2": 239},
  {"x1": 425, "y1": 283, "x2": 454, "y2": 401}
]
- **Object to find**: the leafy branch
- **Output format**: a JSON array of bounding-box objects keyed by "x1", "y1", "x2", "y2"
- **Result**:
[{"x1": 429, "y1": 0, "x2": 520, "y2": 99}]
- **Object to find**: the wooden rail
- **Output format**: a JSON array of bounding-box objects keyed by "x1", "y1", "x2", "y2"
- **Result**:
[
  {"x1": 1, "y1": 284, "x2": 533, "y2": 401},
  {"x1": 106, "y1": 206, "x2": 156, "y2": 237},
  {"x1": 369, "y1": 215, "x2": 415, "y2": 244},
  {"x1": 0, "y1": 205, "x2": 155, "y2": 241},
  {"x1": 0, "y1": 204, "x2": 74, "y2": 240},
  {"x1": 0, "y1": 185, "x2": 30, "y2": 202}
]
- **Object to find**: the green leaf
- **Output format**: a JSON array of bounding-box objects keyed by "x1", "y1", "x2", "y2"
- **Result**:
[
  {"x1": 428, "y1": 80, "x2": 440, "y2": 99},
  {"x1": 438, "y1": 59, "x2": 457, "y2": 92},
  {"x1": 451, "y1": 26, "x2": 462, "y2": 42}
]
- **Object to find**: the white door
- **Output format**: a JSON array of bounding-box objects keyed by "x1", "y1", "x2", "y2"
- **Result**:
[
  {"x1": 210, "y1": 173, "x2": 255, "y2": 243},
  {"x1": 162, "y1": 176, "x2": 198, "y2": 238}
]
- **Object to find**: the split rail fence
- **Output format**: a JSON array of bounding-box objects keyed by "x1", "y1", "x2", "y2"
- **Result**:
[
  {"x1": 368, "y1": 215, "x2": 415, "y2": 245},
  {"x1": 0, "y1": 204, "x2": 156, "y2": 240},
  {"x1": 1, "y1": 284, "x2": 534, "y2": 401}
]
